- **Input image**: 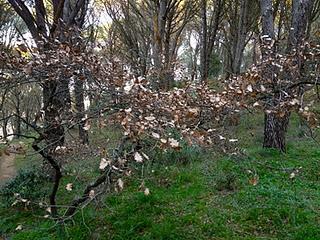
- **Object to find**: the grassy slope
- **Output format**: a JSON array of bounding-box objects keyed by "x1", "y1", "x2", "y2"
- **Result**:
[{"x1": 1, "y1": 113, "x2": 320, "y2": 240}]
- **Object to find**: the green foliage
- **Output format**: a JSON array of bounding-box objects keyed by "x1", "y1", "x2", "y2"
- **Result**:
[
  {"x1": 208, "y1": 53, "x2": 222, "y2": 78},
  {"x1": 0, "y1": 167, "x2": 48, "y2": 207},
  {"x1": 2, "y1": 140, "x2": 320, "y2": 239},
  {"x1": 1, "y1": 114, "x2": 320, "y2": 239},
  {"x1": 152, "y1": 141, "x2": 202, "y2": 166}
]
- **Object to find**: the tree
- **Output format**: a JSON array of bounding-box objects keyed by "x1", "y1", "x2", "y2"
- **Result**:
[
  {"x1": 259, "y1": 0, "x2": 287, "y2": 151},
  {"x1": 104, "y1": 0, "x2": 152, "y2": 77},
  {"x1": 223, "y1": 0, "x2": 259, "y2": 76},
  {"x1": 7, "y1": 0, "x2": 90, "y2": 145},
  {"x1": 261, "y1": 0, "x2": 316, "y2": 151},
  {"x1": 199, "y1": 0, "x2": 224, "y2": 82},
  {"x1": 105, "y1": 0, "x2": 197, "y2": 89},
  {"x1": 180, "y1": 26, "x2": 200, "y2": 82},
  {"x1": 0, "y1": 1, "x2": 25, "y2": 49},
  {"x1": 150, "y1": 0, "x2": 197, "y2": 89}
]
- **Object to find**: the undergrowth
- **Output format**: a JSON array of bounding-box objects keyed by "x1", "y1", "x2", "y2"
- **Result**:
[{"x1": 1, "y1": 113, "x2": 320, "y2": 239}]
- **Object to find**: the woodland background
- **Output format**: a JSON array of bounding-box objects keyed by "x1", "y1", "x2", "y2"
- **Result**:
[{"x1": 0, "y1": 0, "x2": 320, "y2": 239}]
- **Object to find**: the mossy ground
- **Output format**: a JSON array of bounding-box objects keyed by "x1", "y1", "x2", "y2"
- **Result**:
[{"x1": 1, "y1": 113, "x2": 320, "y2": 239}]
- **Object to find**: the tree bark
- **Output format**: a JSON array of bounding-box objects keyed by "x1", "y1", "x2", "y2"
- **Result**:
[
  {"x1": 288, "y1": 0, "x2": 314, "y2": 50},
  {"x1": 43, "y1": 79, "x2": 65, "y2": 151},
  {"x1": 7, "y1": 0, "x2": 41, "y2": 40},
  {"x1": 8, "y1": 0, "x2": 89, "y2": 148},
  {"x1": 232, "y1": 0, "x2": 249, "y2": 74},
  {"x1": 200, "y1": 0, "x2": 208, "y2": 83},
  {"x1": 224, "y1": 0, "x2": 254, "y2": 77},
  {"x1": 152, "y1": 0, "x2": 166, "y2": 89},
  {"x1": 200, "y1": 0, "x2": 223, "y2": 82},
  {"x1": 260, "y1": 0, "x2": 290, "y2": 151},
  {"x1": 263, "y1": 112, "x2": 290, "y2": 152},
  {"x1": 260, "y1": 0, "x2": 314, "y2": 151},
  {"x1": 260, "y1": 0, "x2": 275, "y2": 41},
  {"x1": 206, "y1": 0, "x2": 223, "y2": 76},
  {"x1": 149, "y1": 0, "x2": 195, "y2": 89},
  {"x1": 14, "y1": 90, "x2": 21, "y2": 138},
  {"x1": 2, "y1": 114, "x2": 8, "y2": 141},
  {"x1": 57, "y1": 76, "x2": 71, "y2": 116},
  {"x1": 74, "y1": 78, "x2": 89, "y2": 145}
]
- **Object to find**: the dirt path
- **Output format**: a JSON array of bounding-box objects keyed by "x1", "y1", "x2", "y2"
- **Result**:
[{"x1": 0, "y1": 152, "x2": 16, "y2": 185}]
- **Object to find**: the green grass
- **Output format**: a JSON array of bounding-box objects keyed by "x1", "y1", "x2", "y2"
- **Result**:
[{"x1": 1, "y1": 114, "x2": 320, "y2": 239}]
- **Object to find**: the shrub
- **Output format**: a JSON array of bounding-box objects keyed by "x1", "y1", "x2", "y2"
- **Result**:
[{"x1": 0, "y1": 167, "x2": 48, "y2": 207}]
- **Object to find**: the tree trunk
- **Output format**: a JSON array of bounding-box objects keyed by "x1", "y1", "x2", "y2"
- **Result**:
[
  {"x1": 43, "y1": 80, "x2": 65, "y2": 152},
  {"x1": 288, "y1": 0, "x2": 314, "y2": 50},
  {"x1": 14, "y1": 94, "x2": 21, "y2": 138},
  {"x1": 191, "y1": 43, "x2": 199, "y2": 81},
  {"x1": 2, "y1": 117, "x2": 8, "y2": 141},
  {"x1": 75, "y1": 78, "x2": 89, "y2": 145},
  {"x1": 152, "y1": 0, "x2": 166, "y2": 90},
  {"x1": 263, "y1": 112, "x2": 290, "y2": 152},
  {"x1": 260, "y1": 0, "x2": 290, "y2": 151},
  {"x1": 42, "y1": 84, "x2": 64, "y2": 180},
  {"x1": 14, "y1": 114, "x2": 21, "y2": 137},
  {"x1": 260, "y1": 0, "x2": 314, "y2": 151},
  {"x1": 232, "y1": 0, "x2": 249, "y2": 74},
  {"x1": 58, "y1": 77, "x2": 71, "y2": 113},
  {"x1": 260, "y1": 0, "x2": 275, "y2": 41},
  {"x1": 200, "y1": 0, "x2": 208, "y2": 83},
  {"x1": 200, "y1": 0, "x2": 223, "y2": 82}
]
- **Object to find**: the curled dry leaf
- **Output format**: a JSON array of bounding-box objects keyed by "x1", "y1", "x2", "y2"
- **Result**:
[
  {"x1": 117, "y1": 178, "x2": 124, "y2": 191},
  {"x1": 290, "y1": 99, "x2": 300, "y2": 106},
  {"x1": 134, "y1": 152, "x2": 143, "y2": 162},
  {"x1": 249, "y1": 176, "x2": 259, "y2": 186},
  {"x1": 83, "y1": 122, "x2": 91, "y2": 131},
  {"x1": 160, "y1": 138, "x2": 167, "y2": 144},
  {"x1": 18, "y1": 43, "x2": 28, "y2": 53},
  {"x1": 46, "y1": 207, "x2": 51, "y2": 213},
  {"x1": 15, "y1": 225, "x2": 23, "y2": 231},
  {"x1": 141, "y1": 152, "x2": 150, "y2": 160},
  {"x1": 66, "y1": 183, "x2": 73, "y2": 191},
  {"x1": 152, "y1": 132, "x2": 160, "y2": 139},
  {"x1": 189, "y1": 108, "x2": 199, "y2": 114},
  {"x1": 145, "y1": 116, "x2": 156, "y2": 121},
  {"x1": 168, "y1": 138, "x2": 179, "y2": 148},
  {"x1": 56, "y1": 146, "x2": 67, "y2": 151},
  {"x1": 124, "y1": 81, "x2": 134, "y2": 92},
  {"x1": 125, "y1": 108, "x2": 132, "y2": 113},
  {"x1": 99, "y1": 158, "x2": 111, "y2": 170},
  {"x1": 219, "y1": 135, "x2": 226, "y2": 140},
  {"x1": 89, "y1": 190, "x2": 95, "y2": 199},
  {"x1": 144, "y1": 188, "x2": 150, "y2": 196},
  {"x1": 253, "y1": 102, "x2": 260, "y2": 107},
  {"x1": 188, "y1": 108, "x2": 199, "y2": 117},
  {"x1": 23, "y1": 63, "x2": 33, "y2": 75}
]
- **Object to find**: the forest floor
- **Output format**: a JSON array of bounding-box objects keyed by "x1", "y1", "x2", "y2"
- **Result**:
[
  {"x1": 1, "y1": 113, "x2": 320, "y2": 239},
  {"x1": 0, "y1": 151, "x2": 16, "y2": 185}
]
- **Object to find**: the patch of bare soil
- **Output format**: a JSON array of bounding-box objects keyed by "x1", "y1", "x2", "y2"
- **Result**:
[
  {"x1": 0, "y1": 152, "x2": 16, "y2": 184},
  {"x1": 0, "y1": 143, "x2": 27, "y2": 184}
]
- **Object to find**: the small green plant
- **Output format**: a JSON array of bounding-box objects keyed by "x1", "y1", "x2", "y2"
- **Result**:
[
  {"x1": 214, "y1": 172, "x2": 238, "y2": 192},
  {"x1": 0, "y1": 167, "x2": 48, "y2": 207},
  {"x1": 152, "y1": 137, "x2": 202, "y2": 166}
]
